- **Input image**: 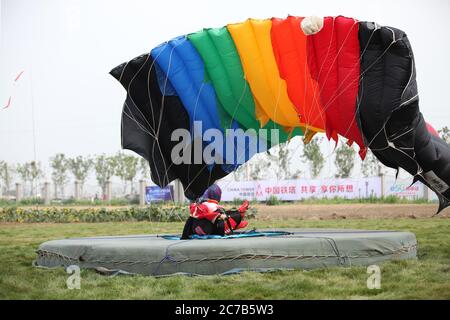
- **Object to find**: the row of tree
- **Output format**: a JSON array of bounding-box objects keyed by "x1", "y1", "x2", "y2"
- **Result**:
[
  {"x1": 233, "y1": 126, "x2": 450, "y2": 181},
  {"x1": 0, "y1": 153, "x2": 150, "y2": 198},
  {"x1": 1, "y1": 126, "x2": 449, "y2": 197},
  {"x1": 232, "y1": 137, "x2": 383, "y2": 181}
]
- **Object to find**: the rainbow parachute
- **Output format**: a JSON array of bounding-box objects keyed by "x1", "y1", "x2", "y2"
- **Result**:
[{"x1": 111, "y1": 15, "x2": 450, "y2": 212}]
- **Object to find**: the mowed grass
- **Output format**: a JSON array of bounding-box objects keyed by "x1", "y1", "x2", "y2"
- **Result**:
[{"x1": 0, "y1": 218, "x2": 449, "y2": 299}]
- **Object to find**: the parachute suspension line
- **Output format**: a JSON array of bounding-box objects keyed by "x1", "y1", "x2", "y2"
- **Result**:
[
  {"x1": 228, "y1": 76, "x2": 248, "y2": 130},
  {"x1": 288, "y1": 27, "x2": 358, "y2": 169},
  {"x1": 370, "y1": 126, "x2": 422, "y2": 176},
  {"x1": 179, "y1": 165, "x2": 210, "y2": 200},
  {"x1": 155, "y1": 40, "x2": 183, "y2": 138},
  {"x1": 387, "y1": 133, "x2": 425, "y2": 197},
  {"x1": 123, "y1": 45, "x2": 171, "y2": 187},
  {"x1": 304, "y1": 16, "x2": 338, "y2": 131},
  {"x1": 122, "y1": 102, "x2": 156, "y2": 138},
  {"x1": 153, "y1": 41, "x2": 186, "y2": 186},
  {"x1": 122, "y1": 103, "x2": 156, "y2": 138},
  {"x1": 117, "y1": 59, "x2": 131, "y2": 84},
  {"x1": 306, "y1": 19, "x2": 358, "y2": 133},
  {"x1": 125, "y1": 54, "x2": 159, "y2": 136},
  {"x1": 320, "y1": 30, "x2": 392, "y2": 112},
  {"x1": 161, "y1": 81, "x2": 209, "y2": 177},
  {"x1": 389, "y1": 127, "x2": 415, "y2": 142},
  {"x1": 146, "y1": 57, "x2": 158, "y2": 130},
  {"x1": 200, "y1": 31, "x2": 253, "y2": 134},
  {"x1": 123, "y1": 53, "x2": 167, "y2": 186},
  {"x1": 313, "y1": 19, "x2": 358, "y2": 101},
  {"x1": 306, "y1": 23, "x2": 379, "y2": 139},
  {"x1": 310, "y1": 17, "x2": 336, "y2": 93},
  {"x1": 361, "y1": 27, "x2": 423, "y2": 172},
  {"x1": 123, "y1": 54, "x2": 159, "y2": 138},
  {"x1": 274, "y1": 78, "x2": 285, "y2": 182},
  {"x1": 147, "y1": 44, "x2": 174, "y2": 132},
  {"x1": 400, "y1": 56, "x2": 415, "y2": 102},
  {"x1": 303, "y1": 18, "x2": 357, "y2": 145},
  {"x1": 331, "y1": 25, "x2": 380, "y2": 146},
  {"x1": 193, "y1": 82, "x2": 206, "y2": 130},
  {"x1": 159, "y1": 46, "x2": 226, "y2": 197},
  {"x1": 310, "y1": 31, "x2": 398, "y2": 145},
  {"x1": 156, "y1": 41, "x2": 175, "y2": 139},
  {"x1": 301, "y1": 58, "x2": 309, "y2": 132},
  {"x1": 290, "y1": 18, "x2": 358, "y2": 160},
  {"x1": 291, "y1": 23, "x2": 390, "y2": 172},
  {"x1": 151, "y1": 41, "x2": 193, "y2": 186},
  {"x1": 354, "y1": 35, "x2": 406, "y2": 153},
  {"x1": 156, "y1": 41, "x2": 187, "y2": 187},
  {"x1": 302, "y1": 58, "x2": 324, "y2": 138}
]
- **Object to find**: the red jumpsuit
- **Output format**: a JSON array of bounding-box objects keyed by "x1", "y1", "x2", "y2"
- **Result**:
[{"x1": 182, "y1": 199, "x2": 249, "y2": 238}]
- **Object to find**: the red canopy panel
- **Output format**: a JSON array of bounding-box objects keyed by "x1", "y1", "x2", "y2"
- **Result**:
[{"x1": 307, "y1": 16, "x2": 366, "y2": 158}]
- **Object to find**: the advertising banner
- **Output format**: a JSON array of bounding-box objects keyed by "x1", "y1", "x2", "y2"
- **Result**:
[
  {"x1": 145, "y1": 185, "x2": 174, "y2": 203},
  {"x1": 383, "y1": 176, "x2": 425, "y2": 200},
  {"x1": 218, "y1": 177, "x2": 382, "y2": 202}
]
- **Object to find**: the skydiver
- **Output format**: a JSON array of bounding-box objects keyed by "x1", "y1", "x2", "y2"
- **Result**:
[{"x1": 181, "y1": 184, "x2": 250, "y2": 239}]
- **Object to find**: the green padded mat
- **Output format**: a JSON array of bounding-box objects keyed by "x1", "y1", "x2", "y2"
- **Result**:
[{"x1": 34, "y1": 229, "x2": 417, "y2": 276}]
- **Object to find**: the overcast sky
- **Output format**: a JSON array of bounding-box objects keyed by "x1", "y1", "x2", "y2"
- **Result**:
[{"x1": 1, "y1": 0, "x2": 449, "y2": 171}]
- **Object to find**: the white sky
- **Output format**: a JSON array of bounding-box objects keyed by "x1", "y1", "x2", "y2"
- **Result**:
[{"x1": 1, "y1": 0, "x2": 449, "y2": 173}]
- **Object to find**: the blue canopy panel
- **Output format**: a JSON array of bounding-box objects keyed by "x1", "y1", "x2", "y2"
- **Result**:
[
  {"x1": 150, "y1": 36, "x2": 262, "y2": 172},
  {"x1": 162, "y1": 230, "x2": 292, "y2": 240}
]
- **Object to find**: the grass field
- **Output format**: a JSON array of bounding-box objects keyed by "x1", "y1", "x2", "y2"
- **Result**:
[{"x1": 1, "y1": 216, "x2": 450, "y2": 300}]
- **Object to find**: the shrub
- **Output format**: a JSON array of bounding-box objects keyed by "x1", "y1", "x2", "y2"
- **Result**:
[
  {"x1": 0, "y1": 205, "x2": 258, "y2": 223},
  {"x1": 265, "y1": 195, "x2": 281, "y2": 206},
  {"x1": 0, "y1": 206, "x2": 188, "y2": 223}
]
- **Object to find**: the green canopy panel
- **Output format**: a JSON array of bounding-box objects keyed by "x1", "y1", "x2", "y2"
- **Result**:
[{"x1": 34, "y1": 229, "x2": 417, "y2": 276}]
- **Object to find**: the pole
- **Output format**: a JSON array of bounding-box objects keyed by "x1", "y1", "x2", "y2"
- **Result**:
[
  {"x1": 104, "y1": 181, "x2": 112, "y2": 202},
  {"x1": 43, "y1": 182, "x2": 50, "y2": 205},
  {"x1": 139, "y1": 180, "x2": 146, "y2": 206},
  {"x1": 423, "y1": 184, "x2": 429, "y2": 202},
  {"x1": 174, "y1": 179, "x2": 184, "y2": 204},
  {"x1": 15, "y1": 183, "x2": 23, "y2": 203},
  {"x1": 74, "y1": 181, "x2": 80, "y2": 200}
]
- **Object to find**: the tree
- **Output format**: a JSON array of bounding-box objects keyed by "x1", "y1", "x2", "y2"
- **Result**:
[
  {"x1": 249, "y1": 154, "x2": 273, "y2": 180},
  {"x1": 67, "y1": 156, "x2": 93, "y2": 196},
  {"x1": 301, "y1": 137, "x2": 325, "y2": 178},
  {"x1": 266, "y1": 142, "x2": 302, "y2": 180},
  {"x1": 232, "y1": 153, "x2": 273, "y2": 181},
  {"x1": 114, "y1": 153, "x2": 139, "y2": 195},
  {"x1": 361, "y1": 150, "x2": 384, "y2": 177},
  {"x1": 334, "y1": 142, "x2": 356, "y2": 178},
  {"x1": 16, "y1": 163, "x2": 31, "y2": 196},
  {"x1": 29, "y1": 161, "x2": 44, "y2": 197},
  {"x1": 139, "y1": 157, "x2": 150, "y2": 180},
  {"x1": 94, "y1": 154, "x2": 116, "y2": 197},
  {"x1": 0, "y1": 161, "x2": 14, "y2": 195},
  {"x1": 50, "y1": 154, "x2": 69, "y2": 199},
  {"x1": 232, "y1": 163, "x2": 248, "y2": 181},
  {"x1": 438, "y1": 126, "x2": 450, "y2": 146}
]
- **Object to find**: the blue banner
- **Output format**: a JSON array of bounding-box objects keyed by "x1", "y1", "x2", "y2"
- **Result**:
[{"x1": 145, "y1": 185, "x2": 174, "y2": 203}]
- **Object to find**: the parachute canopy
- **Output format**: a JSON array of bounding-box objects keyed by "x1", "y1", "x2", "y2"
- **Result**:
[{"x1": 111, "y1": 15, "x2": 450, "y2": 211}]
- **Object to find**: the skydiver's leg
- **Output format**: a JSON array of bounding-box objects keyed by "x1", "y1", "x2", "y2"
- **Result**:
[
  {"x1": 192, "y1": 219, "x2": 215, "y2": 236},
  {"x1": 181, "y1": 217, "x2": 194, "y2": 240},
  {"x1": 224, "y1": 210, "x2": 248, "y2": 234}
]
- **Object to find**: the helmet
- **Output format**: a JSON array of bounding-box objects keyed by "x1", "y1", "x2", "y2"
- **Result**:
[{"x1": 202, "y1": 184, "x2": 222, "y2": 202}]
